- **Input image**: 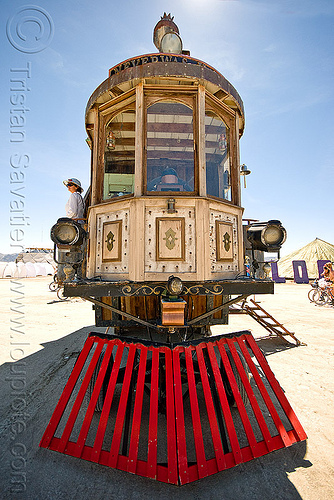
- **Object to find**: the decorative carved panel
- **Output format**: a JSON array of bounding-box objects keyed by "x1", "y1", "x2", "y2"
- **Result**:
[
  {"x1": 96, "y1": 210, "x2": 129, "y2": 274},
  {"x1": 156, "y1": 218, "x2": 185, "y2": 261},
  {"x1": 102, "y1": 221, "x2": 122, "y2": 262},
  {"x1": 145, "y1": 207, "x2": 196, "y2": 273},
  {"x1": 216, "y1": 221, "x2": 233, "y2": 261},
  {"x1": 210, "y1": 210, "x2": 238, "y2": 273}
]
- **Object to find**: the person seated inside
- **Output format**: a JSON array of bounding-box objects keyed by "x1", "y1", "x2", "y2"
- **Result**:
[{"x1": 148, "y1": 167, "x2": 191, "y2": 191}]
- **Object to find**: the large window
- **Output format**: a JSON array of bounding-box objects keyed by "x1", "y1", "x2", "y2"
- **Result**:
[
  {"x1": 146, "y1": 101, "x2": 194, "y2": 193},
  {"x1": 103, "y1": 109, "x2": 135, "y2": 200},
  {"x1": 205, "y1": 111, "x2": 231, "y2": 200}
]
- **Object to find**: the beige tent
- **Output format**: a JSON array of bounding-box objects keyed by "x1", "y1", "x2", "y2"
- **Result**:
[
  {"x1": 278, "y1": 238, "x2": 334, "y2": 279},
  {"x1": 16, "y1": 249, "x2": 55, "y2": 266}
]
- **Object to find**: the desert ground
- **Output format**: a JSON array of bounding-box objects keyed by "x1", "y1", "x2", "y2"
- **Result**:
[{"x1": 0, "y1": 276, "x2": 333, "y2": 500}]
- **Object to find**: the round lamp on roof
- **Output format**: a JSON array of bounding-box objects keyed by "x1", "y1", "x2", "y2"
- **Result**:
[{"x1": 153, "y1": 13, "x2": 183, "y2": 54}]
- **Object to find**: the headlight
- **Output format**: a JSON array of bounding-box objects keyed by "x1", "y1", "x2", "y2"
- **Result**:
[
  {"x1": 247, "y1": 220, "x2": 286, "y2": 252},
  {"x1": 50, "y1": 219, "x2": 83, "y2": 246},
  {"x1": 167, "y1": 275, "x2": 183, "y2": 295}
]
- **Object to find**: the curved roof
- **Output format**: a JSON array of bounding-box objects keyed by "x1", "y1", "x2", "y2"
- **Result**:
[{"x1": 85, "y1": 53, "x2": 245, "y2": 135}]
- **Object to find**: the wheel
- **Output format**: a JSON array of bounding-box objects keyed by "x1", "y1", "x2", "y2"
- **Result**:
[
  {"x1": 49, "y1": 281, "x2": 58, "y2": 291},
  {"x1": 313, "y1": 289, "x2": 329, "y2": 306},
  {"x1": 56, "y1": 287, "x2": 67, "y2": 301},
  {"x1": 307, "y1": 288, "x2": 317, "y2": 302},
  {"x1": 88, "y1": 350, "x2": 114, "y2": 412},
  {"x1": 220, "y1": 347, "x2": 249, "y2": 407}
]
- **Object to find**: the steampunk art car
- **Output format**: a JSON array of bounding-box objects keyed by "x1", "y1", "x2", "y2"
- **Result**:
[
  {"x1": 42, "y1": 15, "x2": 304, "y2": 486},
  {"x1": 50, "y1": 14, "x2": 286, "y2": 340}
]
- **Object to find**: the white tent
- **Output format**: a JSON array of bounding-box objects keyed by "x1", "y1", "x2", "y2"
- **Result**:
[
  {"x1": 14, "y1": 262, "x2": 28, "y2": 278},
  {"x1": 34, "y1": 263, "x2": 46, "y2": 276},
  {"x1": 278, "y1": 238, "x2": 334, "y2": 279},
  {"x1": 25, "y1": 262, "x2": 37, "y2": 278},
  {"x1": 43, "y1": 263, "x2": 55, "y2": 275},
  {"x1": 0, "y1": 261, "x2": 54, "y2": 278},
  {"x1": 0, "y1": 248, "x2": 56, "y2": 279},
  {"x1": 1, "y1": 262, "x2": 17, "y2": 278},
  {"x1": 0, "y1": 262, "x2": 8, "y2": 278}
]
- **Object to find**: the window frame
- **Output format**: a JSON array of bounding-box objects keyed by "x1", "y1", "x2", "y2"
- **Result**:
[
  {"x1": 98, "y1": 100, "x2": 136, "y2": 204},
  {"x1": 143, "y1": 90, "x2": 198, "y2": 196},
  {"x1": 204, "y1": 94, "x2": 239, "y2": 205},
  {"x1": 93, "y1": 86, "x2": 240, "y2": 206},
  {"x1": 204, "y1": 109, "x2": 231, "y2": 201}
]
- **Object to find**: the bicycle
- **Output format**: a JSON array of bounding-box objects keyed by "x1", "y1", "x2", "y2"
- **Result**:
[
  {"x1": 48, "y1": 272, "x2": 68, "y2": 301},
  {"x1": 307, "y1": 279, "x2": 319, "y2": 302},
  {"x1": 312, "y1": 281, "x2": 334, "y2": 306}
]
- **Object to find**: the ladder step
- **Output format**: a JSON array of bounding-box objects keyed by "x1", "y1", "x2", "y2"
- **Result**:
[{"x1": 241, "y1": 299, "x2": 302, "y2": 346}]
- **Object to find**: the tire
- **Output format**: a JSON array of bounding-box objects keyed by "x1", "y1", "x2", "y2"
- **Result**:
[
  {"x1": 56, "y1": 287, "x2": 67, "y2": 301},
  {"x1": 313, "y1": 289, "x2": 329, "y2": 306},
  {"x1": 308, "y1": 288, "x2": 317, "y2": 302},
  {"x1": 49, "y1": 281, "x2": 58, "y2": 292},
  {"x1": 88, "y1": 350, "x2": 114, "y2": 412},
  {"x1": 220, "y1": 347, "x2": 249, "y2": 407}
]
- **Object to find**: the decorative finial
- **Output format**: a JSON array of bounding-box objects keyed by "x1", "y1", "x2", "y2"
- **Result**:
[{"x1": 161, "y1": 13, "x2": 174, "y2": 22}]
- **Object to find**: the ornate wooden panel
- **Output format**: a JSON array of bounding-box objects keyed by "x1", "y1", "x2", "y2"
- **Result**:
[
  {"x1": 216, "y1": 220, "x2": 233, "y2": 261},
  {"x1": 156, "y1": 217, "x2": 185, "y2": 261},
  {"x1": 210, "y1": 210, "x2": 238, "y2": 273},
  {"x1": 102, "y1": 220, "x2": 122, "y2": 262},
  {"x1": 145, "y1": 207, "x2": 196, "y2": 273},
  {"x1": 96, "y1": 210, "x2": 129, "y2": 275}
]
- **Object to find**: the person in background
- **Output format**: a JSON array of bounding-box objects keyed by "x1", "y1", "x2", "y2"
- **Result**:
[
  {"x1": 63, "y1": 178, "x2": 85, "y2": 221},
  {"x1": 321, "y1": 262, "x2": 334, "y2": 305},
  {"x1": 321, "y1": 262, "x2": 334, "y2": 281}
]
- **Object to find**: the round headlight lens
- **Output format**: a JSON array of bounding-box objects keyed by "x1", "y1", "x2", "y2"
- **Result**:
[
  {"x1": 262, "y1": 224, "x2": 286, "y2": 247},
  {"x1": 167, "y1": 276, "x2": 183, "y2": 295},
  {"x1": 51, "y1": 222, "x2": 79, "y2": 245},
  {"x1": 262, "y1": 225, "x2": 282, "y2": 246}
]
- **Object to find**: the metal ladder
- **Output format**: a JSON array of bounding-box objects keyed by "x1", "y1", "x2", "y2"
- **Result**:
[{"x1": 231, "y1": 298, "x2": 303, "y2": 346}]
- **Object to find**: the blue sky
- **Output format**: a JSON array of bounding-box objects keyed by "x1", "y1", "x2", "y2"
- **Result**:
[{"x1": 1, "y1": 0, "x2": 333, "y2": 255}]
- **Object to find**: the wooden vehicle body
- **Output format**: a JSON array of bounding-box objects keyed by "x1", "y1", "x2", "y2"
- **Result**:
[
  {"x1": 42, "y1": 17, "x2": 306, "y2": 486},
  {"x1": 59, "y1": 20, "x2": 276, "y2": 339}
]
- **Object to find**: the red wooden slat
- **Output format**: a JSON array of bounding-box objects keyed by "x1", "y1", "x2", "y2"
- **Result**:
[
  {"x1": 75, "y1": 340, "x2": 114, "y2": 456},
  {"x1": 127, "y1": 346, "x2": 148, "y2": 473},
  {"x1": 216, "y1": 341, "x2": 260, "y2": 458},
  {"x1": 195, "y1": 344, "x2": 226, "y2": 470},
  {"x1": 223, "y1": 339, "x2": 274, "y2": 451},
  {"x1": 58, "y1": 340, "x2": 104, "y2": 454},
  {"x1": 40, "y1": 336, "x2": 94, "y2": 449},
  {"x1": 242, "y1": 335, "x2": 307, "y2": 441},
  {"x1": 231, "y1": 337, "x2": 291, "y2": 447},
  {"x1": 206, "y1": 342, "x2": 242, "y2": 465},
  {"x1": 164, "y1": 346, "x2": 178, "y2": 484},
  {"x1": 108, "y1": 343, "x2": 137, "y2": 468},
  {"x1": 146, "y1": 348, "x2": 159, "y2": 479},
  {"x1": 173, "y1": 347, "x2": 189, "y2": 485},
  {"x1": 184, "y1": 346, "x2": 208, "y2": 479},
  {"x1": 91, "y1": 340, "x2": 125, "y2": 463}
]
